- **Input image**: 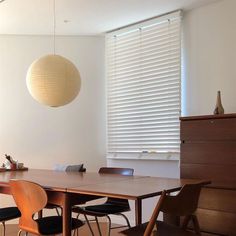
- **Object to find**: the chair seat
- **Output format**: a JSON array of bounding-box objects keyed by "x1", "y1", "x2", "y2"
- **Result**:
[
  {"x1": 0, "y1": 207, "x2": 21, "y2": 222},
  {"x1": 45, "y1": 203, "x2": 60, "y2": 209},
  {"x1": 121, "y1": 221, "x2": 199, "y2": 236},
  {"x1": 36, "y1": 216, "x2": 84, "y2": 235},
  {"x1": 73, "y1": 203, "x2": 130, "y2": 216}
]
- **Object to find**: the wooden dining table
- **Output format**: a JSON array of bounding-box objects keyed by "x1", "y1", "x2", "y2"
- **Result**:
[{"x1": 0, "y1": 169, "x2": 210, "y2": 236}]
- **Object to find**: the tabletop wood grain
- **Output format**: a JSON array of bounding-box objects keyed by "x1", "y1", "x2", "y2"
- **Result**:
[{"x1": 67, "y1": 176, "x2": 210, "y2": 200}]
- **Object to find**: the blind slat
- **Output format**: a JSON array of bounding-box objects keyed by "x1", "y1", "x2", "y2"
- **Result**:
[
  {"x1": 108, "y1": 84, "x2": 180, "y2": 99},
  {"x1": 107, "y1": 33, "x2": 180, "y2": 55}
]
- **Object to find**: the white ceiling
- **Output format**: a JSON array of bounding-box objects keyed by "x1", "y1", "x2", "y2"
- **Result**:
[{"x1": 0, "y1": 0, "x2": 220, "y2": 35}]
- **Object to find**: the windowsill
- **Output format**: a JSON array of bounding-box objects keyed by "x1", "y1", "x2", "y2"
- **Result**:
[{"x1": 107, "y1": 152, "x2": 179, "y2": 161}]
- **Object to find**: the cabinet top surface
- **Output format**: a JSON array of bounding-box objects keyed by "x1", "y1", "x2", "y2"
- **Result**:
[{"x1": 180, "y1": 113, "x2": 236, "y2": 121}]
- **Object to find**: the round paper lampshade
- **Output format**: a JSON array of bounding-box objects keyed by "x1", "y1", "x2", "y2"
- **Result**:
[{"x1": 26, "y1": 54, "x2": 81, "y2": 107}]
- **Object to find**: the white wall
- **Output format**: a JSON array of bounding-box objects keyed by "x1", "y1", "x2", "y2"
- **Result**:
[
  {"x1": 0, "y1": 35, "x2": 106, "y2": 208},
  {"x1": 108, "y1": 0, "x2": 236, "y2": 225},
  {"x1": 183, "y1": 0, "x2": 236, "y2": 116},
  {"x1": 0, "y1": 35, "x2": 106, "y2": 170}
]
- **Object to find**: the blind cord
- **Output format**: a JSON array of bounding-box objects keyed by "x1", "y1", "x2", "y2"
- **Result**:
[{"x1": 53, "y1": 0, "x2": 56, "y2": 55}]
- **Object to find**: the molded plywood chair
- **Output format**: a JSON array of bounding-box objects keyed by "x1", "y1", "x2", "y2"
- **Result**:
[
  {"x1": 72, "y1": 167, "x2": 134, "y2": 236},
  {"x1": 120, "y1": 183, "x2": 202, "y2": 236},
  {"x1": 0, "y1": 206, "x2": 21, "y2": 236},
  {"x1": 10, "y1": 179, "x2": 84, "y2": 236}
]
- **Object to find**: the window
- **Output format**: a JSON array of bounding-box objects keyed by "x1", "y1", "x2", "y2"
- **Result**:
[{"x1": 106, "y1": 11, "x2": 182, "y2": 159}]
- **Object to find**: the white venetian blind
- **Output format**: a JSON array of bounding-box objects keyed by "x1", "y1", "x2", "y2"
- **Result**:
[{"x1": 106, "y1": 11, "x2": 181, "y2": 155}]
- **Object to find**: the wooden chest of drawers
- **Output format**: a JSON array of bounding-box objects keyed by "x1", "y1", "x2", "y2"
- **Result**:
[{"x1": 180, "y1": 114, "x2": 236, "y2": 236}]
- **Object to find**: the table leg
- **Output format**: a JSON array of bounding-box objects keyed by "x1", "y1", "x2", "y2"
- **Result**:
[
  {"x1": 62, "y1": 193, "x2": 72, "y2": 236},
  {"x1": 135, "y1": 199, "x2": 142, "y2": 225}
]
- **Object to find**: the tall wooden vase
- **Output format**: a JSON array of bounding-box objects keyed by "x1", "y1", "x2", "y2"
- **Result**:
[{"x1": 214, "y1": 91, "x2": 224, "y2": 115}]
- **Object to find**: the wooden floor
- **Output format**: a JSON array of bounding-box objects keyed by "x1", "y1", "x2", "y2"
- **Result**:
[
  {"x1": 2, "y1": 223, "x2": 123, "y2": 236},
  {"x1": 3, "y1": 223, "x2": 219, "y2": 236}
]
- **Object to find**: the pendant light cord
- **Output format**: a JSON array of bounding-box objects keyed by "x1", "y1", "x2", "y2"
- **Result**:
[{"x1": 53, "y1": 0, "x2": 56, "y2": 55}]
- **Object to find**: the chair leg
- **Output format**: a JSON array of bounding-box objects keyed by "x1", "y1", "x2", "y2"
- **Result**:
[
  {"x1": 17, "y1": 230, "x2": 22, "y2": 236},
  {"x1": 17, "y1": 230, "x2": 28, "y2": 236},
  {"x1": 119, "y1": 213, "x2": 131, "y2": 228},
  {"x1": 72, "y1": 213, "x2": 80, "y2": 236},
  {"x1": 95, "y1": 216, "x2": 103, "y2": 236},
  {"x1": 84, "y1": 214, "x2": 95, "y2": 236},
  {"x1": 106, "y1": 215, "x2": 111, "y2": 236},
  {"x1": 191, "y1": 215, "x2": 201, "y2": 235},
  {"x1": 76, "y1": 228, "x2": 79, "y2": 236},
  {"x1": 72, "y1": 228, "x2": 80, "y2": 236},
  {"x1": 181, "y1": 215, "x2": 191, "y2": 230},
  {"x1": 55, "y1": 207, "x2": 61, "y2": 216},
  {"x1": 1, "y1": 222, "x2": 5, "y2": 236}
]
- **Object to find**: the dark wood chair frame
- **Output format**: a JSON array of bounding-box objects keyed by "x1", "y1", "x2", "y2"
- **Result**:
[{"x1": 121, "y1": 183, "x2": 202, "y2": 236}]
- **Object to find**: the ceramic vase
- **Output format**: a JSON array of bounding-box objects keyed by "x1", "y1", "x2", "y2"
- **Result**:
[{"x1": 214, "y1": 91, "x2": 224, "y2": 115}]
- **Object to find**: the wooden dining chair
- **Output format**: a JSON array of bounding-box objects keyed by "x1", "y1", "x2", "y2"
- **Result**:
[
  {"x1": 0, "y1": 206, "x2": 21, "y2": 236},
  {"x1": 72, "y1": 167, "x2": 134, "y2": 236},
  {"x1": 120, "y1": 183, "x2": 202, "y2": 236},
  {"x1": 9, "y1": 179, "x2": 84, "y2": 236}
]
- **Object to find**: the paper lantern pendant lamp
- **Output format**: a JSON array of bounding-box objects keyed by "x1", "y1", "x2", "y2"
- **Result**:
[{"x1": 26, "y1": 54, "x2": 81, "y2": 107}]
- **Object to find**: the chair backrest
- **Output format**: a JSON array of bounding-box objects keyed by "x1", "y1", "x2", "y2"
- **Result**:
[
  {"x1": 99, "y1": 167, "x2": 134, "y2": 206},
  {"x1": 54, "y1": 163, "x2": 86, "y2": 172},
  {"x1": 65, "y1": 164, "x2": 86, "y2": 172},
  {"x1": 99, "y1": 167, "x2": 134, "y2": 176},
  {"x1": 10, "y1": 180, "x2": 48, "y2": 234},
  {"x1": 144, "y1": 183, "x2": 202, "y2": 236},
  {"x1": 161, "y1": 183, "x2": 202, "y2": 216}
]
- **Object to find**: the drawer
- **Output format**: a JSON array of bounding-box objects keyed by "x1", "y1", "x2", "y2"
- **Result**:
[
  {"x1": 181, "y1": 118, "x2": 236, "y2": 141},
  {"x1": 181, "y1": 142, "x2": 236, "y2": 165},
  {"x1": 196, "y1": 208, "x2": 236, "y2": 235},
  {"x1": 198, "y1": 188, "x2": 236, "y2": 213},
  {"x1": 180, "y1": 163, "x2": 236, "y2": 182}
]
